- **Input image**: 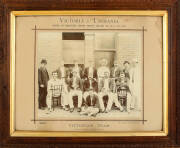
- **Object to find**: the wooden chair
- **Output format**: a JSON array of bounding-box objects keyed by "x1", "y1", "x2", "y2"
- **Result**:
[
  {"x1": 117, "y1": 86, "x2": 127, "y2": 111},
  {"x1": 51, "y1": 85, "x2": 62, "y2": 111}
]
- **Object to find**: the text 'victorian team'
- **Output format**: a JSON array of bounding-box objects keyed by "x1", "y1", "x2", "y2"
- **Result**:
[{"x1": 38, "y1": 58, "x2": 138, "y2": 117}]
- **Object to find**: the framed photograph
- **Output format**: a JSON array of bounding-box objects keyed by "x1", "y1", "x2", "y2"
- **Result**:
[
  {"x1": 10, "y1": 10, "x2": 168, "y2": 137},
  {"x1": 0, "y1": 0, "x2": 179, "y2": 147}
]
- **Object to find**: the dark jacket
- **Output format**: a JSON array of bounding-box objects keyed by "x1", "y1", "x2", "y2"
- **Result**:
[
  {"x1": 116, "y1": 77, "x2": 130, "y2": 93},
  {"x1": 67, "y1": 76, "x2": 83, "y2": 91},
  {"x1": 83, "y1": 78, "x2": 98, "y2": 92},
  {"x1": 110, "y1": 67, "x2": 121, "y2": 78},
  {"x1": 38, "y1": 67, "x2": 49, "y2": 87},
  {"x1": 70, "y1": 66, "x2": 83, "y2": 78},
  {"x1": 84, "y1": 67, "x2": 97, "y2": 79},
  {"x1": 56, "y1": 67, "x2": 68, "y2": 79},
  {"x1": 83, "y1": 94, "x2": 100, "y2": 108},
  {"x1": 123, "y1": 69, "x2": 130, "y2": 80}
]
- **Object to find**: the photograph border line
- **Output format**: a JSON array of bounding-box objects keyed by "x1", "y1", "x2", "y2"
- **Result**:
[{"x1": 33, "y1": 27, "x2": 145, "y2": 123}]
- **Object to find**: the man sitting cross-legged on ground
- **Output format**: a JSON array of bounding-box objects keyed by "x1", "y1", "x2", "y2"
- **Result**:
[
  {"x1": 67, "y1": 70, "x2": 83, "y2": 112},
  {"x1": 80, "y1": 89, "x2": 100, "y2": 117},
  {"x1": 98, "y1": 71, "x2": 123, "y2": 113},
  {"x1": 46, "y1": 71, "x2": 62, "y2": 112}
]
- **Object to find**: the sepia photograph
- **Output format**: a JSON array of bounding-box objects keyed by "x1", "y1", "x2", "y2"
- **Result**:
[
  {"x1": 12, "y1": 13, "x2": 166, "y2": 134},
  {"x1": 0, "y1": 0, "x2": 177, "y2": 146},
  {"x1": 37, "y1": 31, "x2": 143, "y2": 120}
]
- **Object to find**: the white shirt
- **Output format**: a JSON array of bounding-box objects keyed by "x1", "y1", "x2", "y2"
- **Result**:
[
  {"x1": 60, "y1": 67, "x2": 65, "y2": 78},
  {"x1": 104, "y1": 78, "x2": 109, "y2": 91},
  {"x1": 72, "y1": 77, "x2": 77, "y2": 89},
  {"x1": 113, "y1": 67, "x2": 118, "y2": 77},
  {"x1": 89, "y1": 67, "x2": 93, "y2": 78},
  {"x1": 97, "y1": 66, "x2": 110, "y2": 78},
  {"x1": 73, "y1": 66, "x2": 80, "y2": 78},
  {"x1": 47, "y1": 78, "x2": 62, "y2": 97}
]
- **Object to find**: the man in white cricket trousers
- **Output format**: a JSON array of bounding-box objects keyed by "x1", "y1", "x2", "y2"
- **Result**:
[
  {"x1": 108, "y1": 71, "x2": 131, "y2": 113},
  {"x1": 129, "y1": 58, "x2": 141, "y2": 111},
  {"x1": 67, "y1": 70, "x2": 83, "y2": 112},
  {"x1": 98, "y1": 71, "x2": 122, "y2": 113},
  {"x1": 46, "y1": 71, "x2": 62, "y2": 112},
  {"x1": 56, "y1": 60, "x2": 69, "y2": 111}
]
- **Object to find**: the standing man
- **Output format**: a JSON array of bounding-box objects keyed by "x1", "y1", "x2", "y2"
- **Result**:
[
  {"x1": 129, "y1": 58, "x2": 141, "y2": 110},
  {"x1": 84, "y1": 60, "x2": 97, "y2": 81},
  {"x1": 97, "y1": 58, "x2": 110, "y2": 91},
  {"x1": 123, "y1": 61, "x2": 130, "y2": 80},
  {"x1": 110, "y1": 60, "x2": 121, "y2": 78},
  {"x1": 71, "y1": 60, "x2": 83, "y2": 78},
  {"x1": 110, "y1": 60, "x2": 121, "y2": 93},
  {"x1": 38, "y1": 59, "x2": 49, "y2": 109},
  {"x1": 56, "y1": 60, "x2": 69, "y2": 111},
  {"x1": 68, "y1": 70, "x2": 83, "y2": 112}
]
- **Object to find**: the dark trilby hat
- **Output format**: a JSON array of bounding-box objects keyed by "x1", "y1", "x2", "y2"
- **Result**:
[
  {"x1": 123, "y1": 61, "x2": 130, "y2": 65},
  {"x1": 41, "y1": 59, "x2": 47, "y2": 64}
]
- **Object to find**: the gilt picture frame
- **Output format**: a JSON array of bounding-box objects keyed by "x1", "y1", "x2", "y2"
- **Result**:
[{"x1": 0, "y1": 0, "x2": 179, "y2": 147}]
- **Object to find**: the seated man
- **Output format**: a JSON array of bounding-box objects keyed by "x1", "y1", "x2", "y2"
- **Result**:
[
  {"x1": 56, "y1": 60, "x2": 69, "y2": 111},
  {"x1": 67, "y1": 70, "x2": 83, "y2": 112},
  {"x1": 98, "y1": 71, "x2": 123, "y2": 113},
  {"x1": 114, "y1": 71, "x2": 132, "y2": 113},
  {"x1": 83, "y1": 60, "x2": 98, "y2": 100},
  {"x1": 80, "y1": 89, "x2": 100, "y2": 117},
  {"x1": 46, "y1": 71, "x2": 62, "y2": 112}
]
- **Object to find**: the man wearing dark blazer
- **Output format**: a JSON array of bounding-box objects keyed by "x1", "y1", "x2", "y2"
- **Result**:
[
  {"x1": 38, "y1": 59, "x2": 49, "y2": 109},
  {"x1": 67, "y1": 70, "x2": 83, "y2": 112},
  {"x1": 83, "y1": 60, "x2": 98, "y2": 98},
  {"x1": 110, "y1": 60, "x2": 122, "y2": 92},
  {"x1": 83, "y1": 60, "x2": 97, "y2": 80},
  {"x1": 110, "y1": 60, "x2": 121, "y2": 78}
]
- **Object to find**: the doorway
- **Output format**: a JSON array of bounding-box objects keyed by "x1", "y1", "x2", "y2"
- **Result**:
[{"x1": 94, "y1": 51, "x2": 116, "y2": 69}]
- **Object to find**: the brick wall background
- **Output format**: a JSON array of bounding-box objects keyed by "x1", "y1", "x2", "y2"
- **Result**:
[{"x1": 37, "y1": 31, "x2": 142, "y2": 78}]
